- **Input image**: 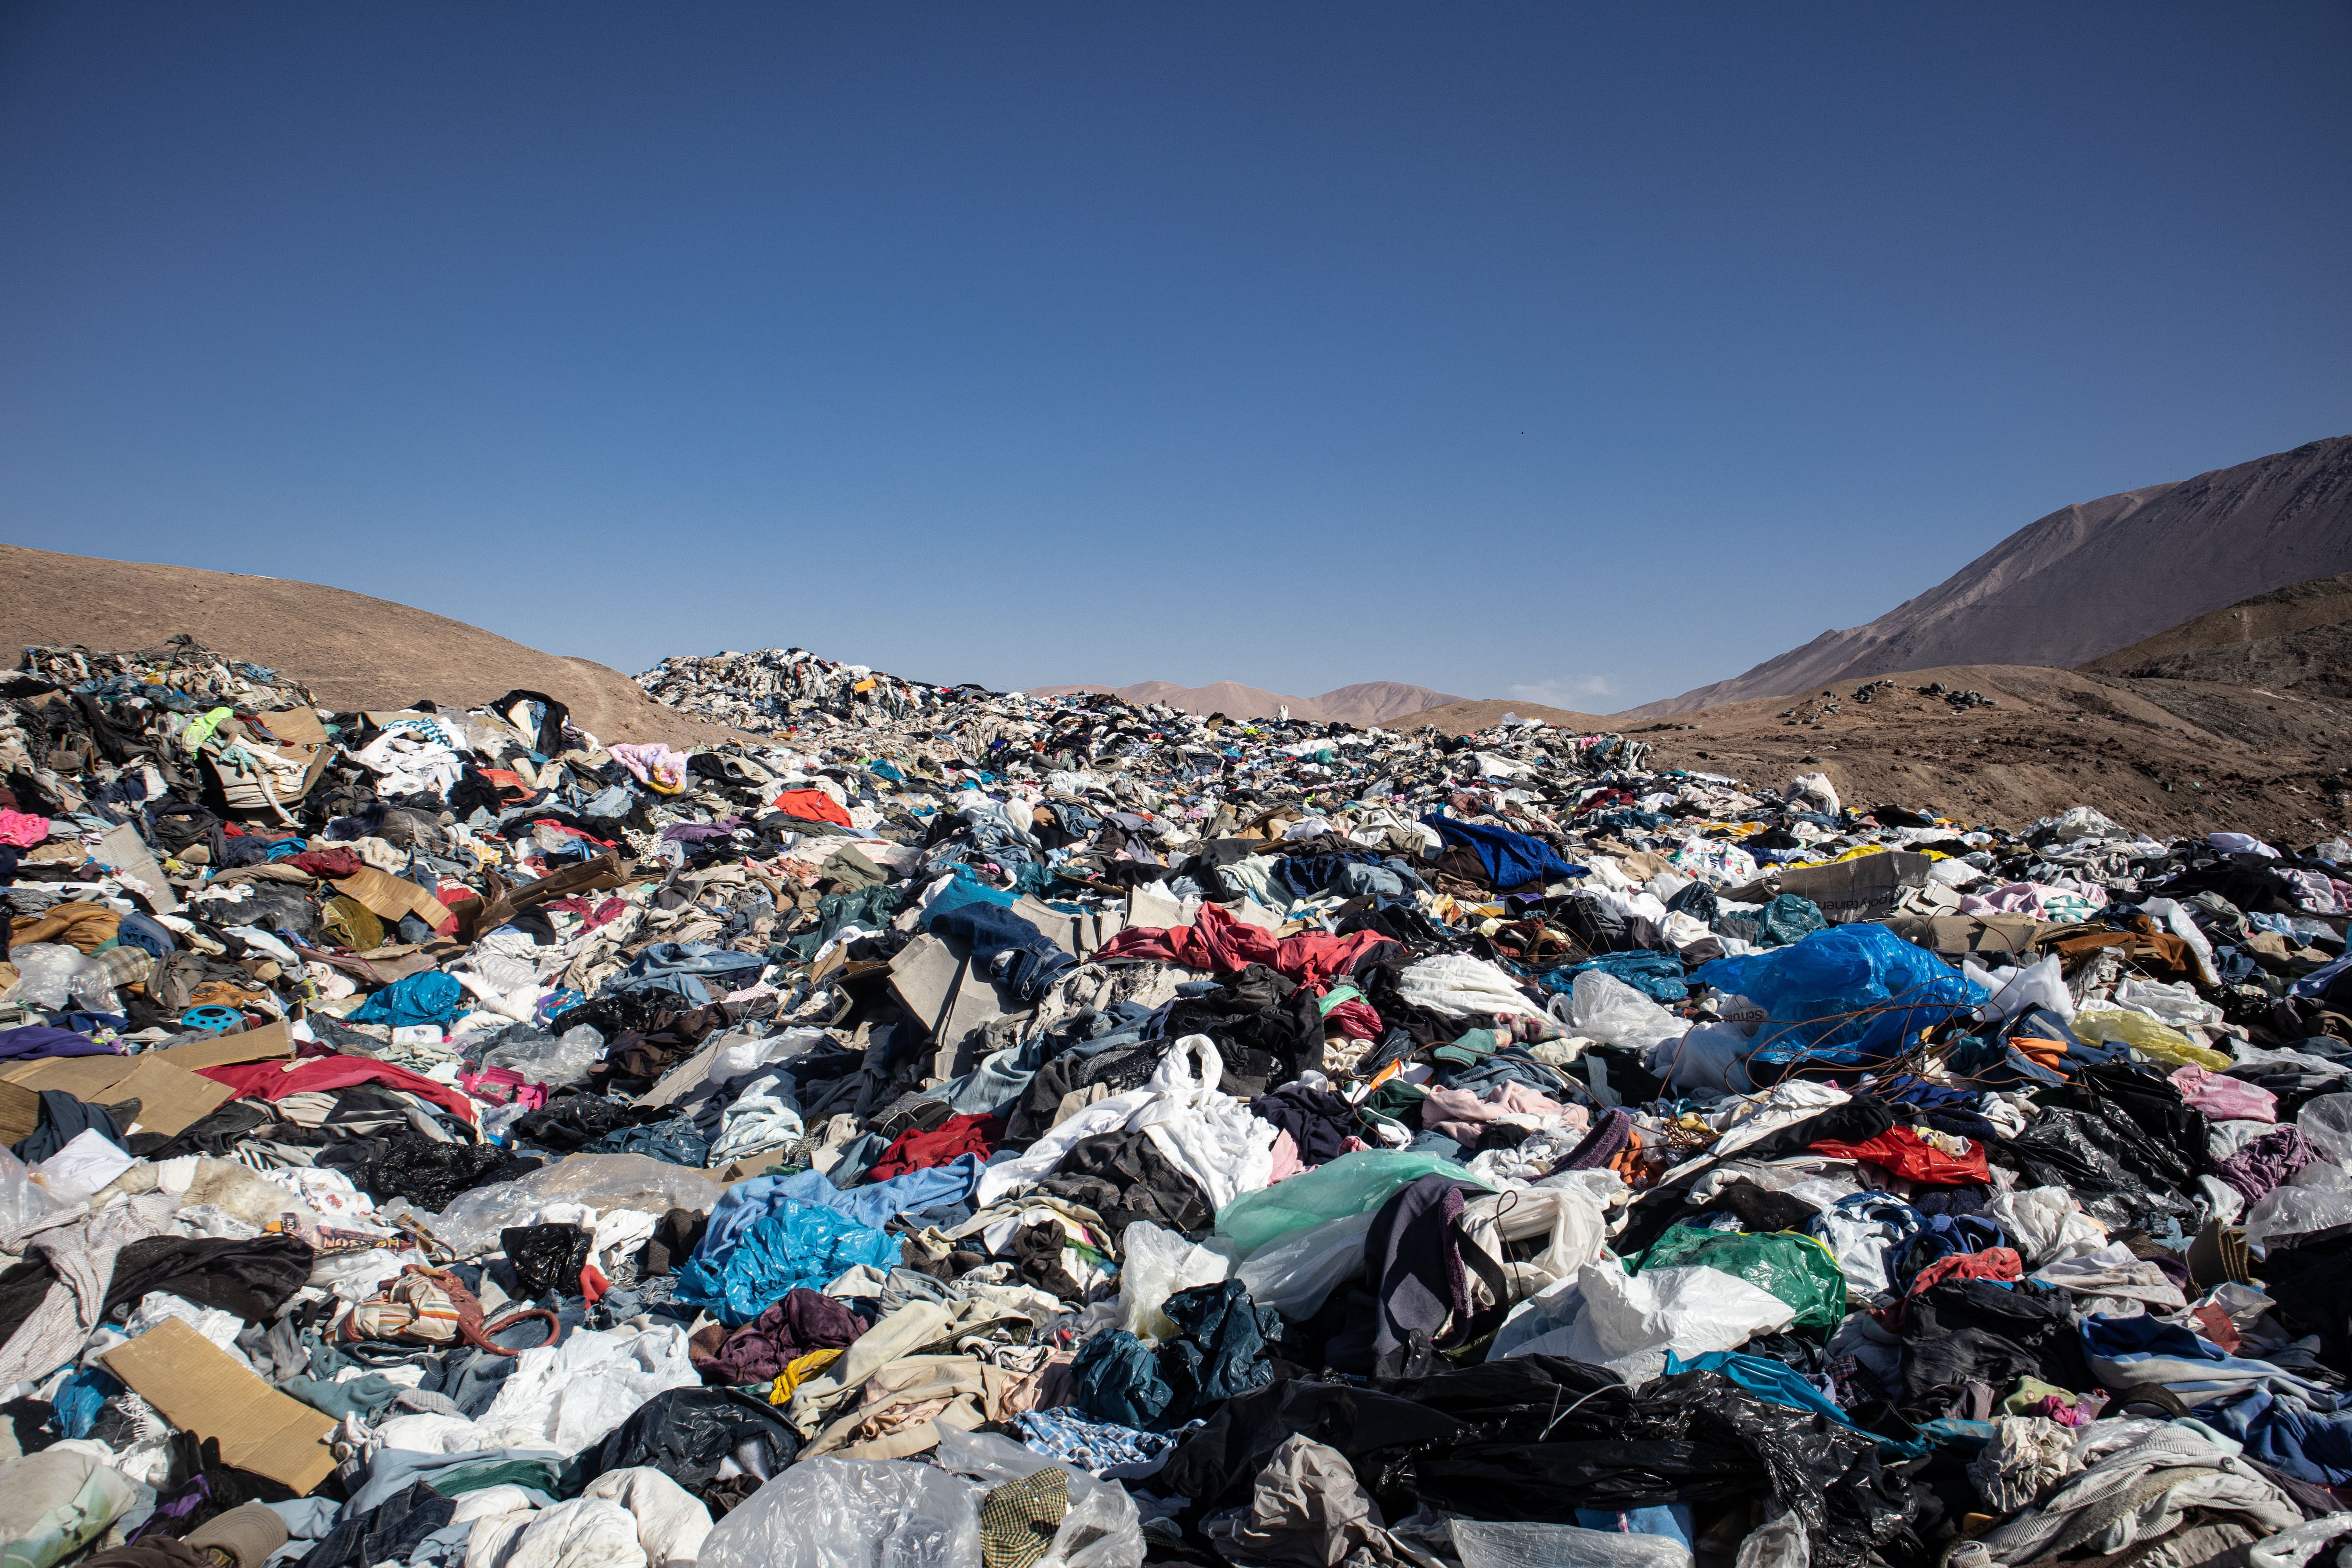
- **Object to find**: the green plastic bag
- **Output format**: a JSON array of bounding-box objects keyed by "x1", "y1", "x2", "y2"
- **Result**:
[
  {"x1": 1635, "y1": 1225, "x2": 1849, "y2": 1333},
  {"x1": 1215, "y1": 1150, "x2": 1489, "y2": 1258}
]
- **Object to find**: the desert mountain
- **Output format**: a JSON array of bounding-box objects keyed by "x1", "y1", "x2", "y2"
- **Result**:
[
  {"x1": 1029, "y1": 678, "x2": 1462, "y2": 725},
  {"x1": 1621, "y1": 435, "x2": 2352, "y2": 718},
  {"x1": 0, "y1": 543, "x2": 725, "y2": 744}
]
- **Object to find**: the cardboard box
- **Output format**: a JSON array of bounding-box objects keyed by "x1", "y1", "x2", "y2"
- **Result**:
[
  {"x1": 0, "y1": 1052, "x2": 237, "y2": 1138},
  {"x1": 104, "y1": 1318, "x2": 338, "y2": 1493}
]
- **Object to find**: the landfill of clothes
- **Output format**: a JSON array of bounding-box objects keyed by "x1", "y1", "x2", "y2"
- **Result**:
[{"x1": 0, "y1": 637, "x2": 2350, "y2": 1568}]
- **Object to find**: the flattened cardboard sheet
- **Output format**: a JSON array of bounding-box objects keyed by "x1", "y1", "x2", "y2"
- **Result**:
[{"x1": 105, "y1": 1318, "x2": 338, "y2": 1492}]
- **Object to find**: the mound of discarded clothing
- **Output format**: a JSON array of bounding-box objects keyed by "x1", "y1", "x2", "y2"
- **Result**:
[{"x1": 0, "y1": 637, "x2": 2349, "y2": 1568}]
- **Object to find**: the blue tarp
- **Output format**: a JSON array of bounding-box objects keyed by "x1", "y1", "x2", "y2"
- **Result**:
[{"x1": 1687, "y1": 923, "x2": 1985, "y2": 1074}]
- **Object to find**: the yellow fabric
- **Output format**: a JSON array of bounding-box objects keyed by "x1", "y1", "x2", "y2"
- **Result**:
[{"x1": 768, "y1": 1346, "x2": 844, "y2": 1403}]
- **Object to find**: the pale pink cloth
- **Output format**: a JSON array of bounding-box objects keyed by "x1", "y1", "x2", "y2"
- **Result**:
[
  {"x1": 1422, "y1": 1081, "x2": 1587, "y2": 1146},
  {"x1": 1265, "y1": 1130, "x2": 1304, "y2": 1183},
  {"x1": 2170, "y1": 1065, "x2": 2276, "y2": 1123}
]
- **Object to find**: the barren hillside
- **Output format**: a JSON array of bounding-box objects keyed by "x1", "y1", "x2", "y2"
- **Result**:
[{"x1": 0, "y1": 544, "x2": 728, "y2": 744}]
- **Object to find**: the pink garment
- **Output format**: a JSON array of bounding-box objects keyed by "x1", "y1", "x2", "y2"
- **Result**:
[
  {"x1": 1957, "y1": 881, "x2": 2109, "y2": 918},
  {"x1": 1266, "y1": 1129, "x2": 1304, "y2": 1183},
  {"x1": 0, "y1": 810, "x2": 49, "y2": 848},
  {"x1": 1420, "y1": 1081, "x2": 1587, "y2": 1146},
  {"x1": 609, "y1": 743, "x2": 689, "y2": 792},
  {"x1": 2170, "y1": 1064, "x2": 2277, "y2": 1123}
]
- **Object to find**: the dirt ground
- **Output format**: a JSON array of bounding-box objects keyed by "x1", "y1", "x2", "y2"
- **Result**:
[
  {"x1": 1493, "y1": 664, "x2": 2350, "y2": 843},
  {"x1": 0, "y1": 544, "x2": 739, "y2": 746}
]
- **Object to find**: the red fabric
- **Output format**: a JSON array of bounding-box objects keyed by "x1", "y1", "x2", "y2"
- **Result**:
[
  {"x1": 1810, "y1": 1125, "x2": 1990, "y2": 1186},
  {"x1": 199, "y1": 1056, "x2": 479, "y2": 1126},
  {"x1": 864, "y1": 1112, "x2": 1006, "y2": 1183},
  {"x1": 1907, "y1": 1247, "x2": 2022, "y2": 1296},
  {"x1": 1096, "y1": 902, "x2": 1395, "y2": 988},
  {"x1": 437, "y1": 886, "x2": 481, "y2": 911},
  {"x1": 772, "y1": 789, "x2": 853, "y2": 828},
  {"x1": 532, "y1": 820, "x2": 616, "y2": 847},
  {"x1": 289, "y1": 848, "x2": 366, "y2": 878},
  {"x1": 1326, "y1": 999, "x2": 1383, "y2": 1040}
]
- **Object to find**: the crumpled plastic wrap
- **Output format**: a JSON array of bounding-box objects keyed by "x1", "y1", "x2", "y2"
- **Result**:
[{"x1": 694, "y1": 1456, "x2": 981, "y2": 1568}]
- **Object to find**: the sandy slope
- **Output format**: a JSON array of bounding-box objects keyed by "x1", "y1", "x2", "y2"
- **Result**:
[{"x1": 0, "y1": 544, "x2": 732, "y2": 745}]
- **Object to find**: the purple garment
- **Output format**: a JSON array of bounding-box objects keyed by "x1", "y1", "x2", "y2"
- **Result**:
[
  {"x1": 692, "y1": 1287, "x2": 866, "y2": 1385},
  {"x1": 0, "y1": 1026, "x2": 121, "y2": 1063},
  {"x1": 1558, "y1": 1106, "x2": 1633, "y2": 1172},
  {"x1": 660, "y1": 822, "x2": 741, "y2": 844},
  {"x1": 2213, "y1": 1125, "x2": 2320, "y2": 1203}
]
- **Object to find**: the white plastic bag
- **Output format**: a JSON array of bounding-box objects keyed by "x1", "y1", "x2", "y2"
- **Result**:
[
  {"x1": 695, "y1": 1457, "x2": 980, "y2": 1568},
  {"x1": 1506, "y1": 1260, "x2": 1794, "y2": 1386},
  {"x1": 1569, "y1": 971, "x2": 1686, "y2": 1054},
  {"x1": 933, "y1": 1429, "x2": 1145, "y2": 1568},
  {"x1": 1964, "y1": 955, "x2": 2074, "y2": 1025},
  {"x1": 1118, "y1": 1221, "x2": 1230, "y2": 1342}
]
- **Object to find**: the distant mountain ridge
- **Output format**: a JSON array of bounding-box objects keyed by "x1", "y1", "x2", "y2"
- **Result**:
[
  {"x1": 1027, "y1": 677, "x2": 1462, "y2": 725},
  {"x1": 1619, "y1": 434, "x2": 2352, "y2": 718}
]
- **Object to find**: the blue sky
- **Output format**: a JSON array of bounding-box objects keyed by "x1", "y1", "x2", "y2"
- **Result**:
[{"x1": 2, "y1": 4, "x2": 2346, "y2": 710}]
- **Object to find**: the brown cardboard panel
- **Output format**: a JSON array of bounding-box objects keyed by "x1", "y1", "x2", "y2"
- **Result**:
[
  {"x1": 105, "y1": 1318, "x2": 338, "y2": 1493},
  {"x1": 100, "y1": 1056, "x2": 236, "y2": 1137},
  {"x1": 708, "y1": 1149, "x2": 790, "y2": 1184},
  {"x1": 1, "y1": 1053, "x2": 136, "y2": 1098},
  {"x1": 0, "y1": 1080, "x2": 39, "y2": 1146},
  {"x1": 155, "y1": 1020, "x2": 294, "y2": 1072},
  {"x1": 332, "y1": 868, "x2": 454, "y2": 932}
]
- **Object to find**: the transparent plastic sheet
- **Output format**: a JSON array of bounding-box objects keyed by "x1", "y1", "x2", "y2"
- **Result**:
[
  {"x1": 1214, "y1": 1150, "x2": 1487, "y2": 1258},
  {"x1": 693, "y1": 1457, "x2": 980, "y2": 1568},
  {"x1": 2243, "y1": 1160, "x2": 2352, "y2": 1249},
  {"x1": 932, "y1": 1428, "x2": 1146, "y2": 1568},
  {"x1": 0, "y1": 1146, "x2": 63, "y2": 1233},
  {"x1": 1732, "y1": 1509, "x2": 1810, "y2": 1568},
  {"x1": 1118, "y1": 1221, "x2": 1231, "y2": 1342},
  {"x1": 0, "y1": 1449, "x2": 138, "y2": 1568},
  {"x1": 1982, "y1": 1187, "x2": 2106, "y2": 1268},
  {"x1": 1568, "y1": 971, "x2": 1688, "y2": 1054},
  {"x1": 432, "y1": 1155, "x2": 721, "y2": 1259},
  {"x1": 1, "y1": 944, "x2": 120, "y2": 1016},
  {"x1": 1233, "y1": 1210, "x2": 1375, "y2": 1319},
  {"x1": 1450, "y1": 1518, "x2": 1694, "y2": 1568},
  {"x1": 1504, "y1": 1261, "x2": 1795, "y2": 1385},
  {"x1": 482, "y1": 1025, "x2": 606, "y2": 1088},
  {"x1": 2297, "y1": 1093, "x2": 2352, "y2": 1165}
]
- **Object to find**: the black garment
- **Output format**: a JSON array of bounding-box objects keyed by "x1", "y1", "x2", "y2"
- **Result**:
[
  {"x1": 103, "y1": 1235, "x2": 314, "y2": 1324},
  {"x1": 2258, "y1": 1228, "x2": 2352, "y2": 1376},
  {"x1": 1160, "y1": 1377, "x2": 1467, "y2": 1508},
  {"x1": 511, "y1": 1094, "x2": 671, "y2": 1153},
  {"x1": 318, "y1": 1137, "x2": 539, "y2": 1212},
  {"x1": 641, "y1": 1209, "x2": 709, "y2": 1278},
  {"x1": 486, "y1": 690, "x2": 570, "y2": 760},
  {"x1": 294, "y1": 1482, "x2": 453, "y2": 1568},
  {"x1": 1033, "y1": 1130, "x2": 1213, "y2": 1236},
  {"x1": 1160, "y1": 971, "x2": 1322, "y2": 1095},
  {"x1": 1248, "y1": 1082, "x2": 1353, "y2": 1167},
  {"x1": 1358, "y1": 1174, "x2": 1467, "y2": 1379},
  {"x1": 13, "y1": 1090, "x2": 129, "y2": 1166},
  {"x1": 1900, "y1": 1279, "x2": 2087, "y2": 1418},
  {"x1": 587, "y1": 1389, "x2": 800, "y2": 1511},
  {"x1": 126, "y1": 1101, "x2": 275, "y2": 1161},
  {"x1": 1734, "y1": 1098, "x2": 1896, "y2": 1163},
  {"x1": 1706, "y1": 1179, "x2": 1821, "y2": 1235}
]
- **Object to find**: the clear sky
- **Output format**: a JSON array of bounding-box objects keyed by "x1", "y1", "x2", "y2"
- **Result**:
[{"x1": 2, "y1": 5, "x2": 2347, "y2": 711}]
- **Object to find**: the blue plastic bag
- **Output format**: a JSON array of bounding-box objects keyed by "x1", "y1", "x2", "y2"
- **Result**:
[{"x1": 1688, "y1": 923, "x2": 1984, "y2": 1075}]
